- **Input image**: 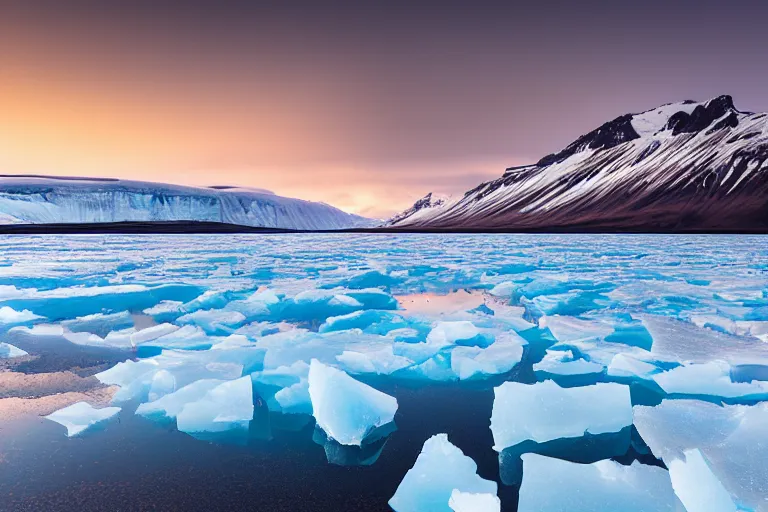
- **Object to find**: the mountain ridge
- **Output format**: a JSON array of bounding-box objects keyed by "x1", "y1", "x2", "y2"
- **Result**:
[{"x1": 389, "y1": 95, "x2": 768, "y2": 231}]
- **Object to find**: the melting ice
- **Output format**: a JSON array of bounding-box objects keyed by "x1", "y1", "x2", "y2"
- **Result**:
[{"x1": 2, "y1": 233, "x2": 767, "y2": 511}]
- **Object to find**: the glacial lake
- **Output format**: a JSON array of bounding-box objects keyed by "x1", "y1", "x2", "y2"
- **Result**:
[{"x1": 1, "y1": 234, "x2": 766, "y2": 511}]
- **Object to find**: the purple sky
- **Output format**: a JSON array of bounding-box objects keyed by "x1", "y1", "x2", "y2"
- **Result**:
[{"x1": 1, "y1": 0, "x2": 766, "y2": 217}]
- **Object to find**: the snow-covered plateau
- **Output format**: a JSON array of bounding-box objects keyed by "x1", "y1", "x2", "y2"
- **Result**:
[{"x1": 0, "y1": 176, "x2": 375, "y2": 230}]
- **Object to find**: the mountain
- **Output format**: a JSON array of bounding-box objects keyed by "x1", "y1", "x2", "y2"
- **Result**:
[
  {"x1": 384, "y1": 192, "x2": 450, "y2": 226},
  {"x1": 389, "y1": 95, "x2": 768, "y2": 232},
  {"x1": 0, "y1": 176, "x2": 375, "y2": 230}
]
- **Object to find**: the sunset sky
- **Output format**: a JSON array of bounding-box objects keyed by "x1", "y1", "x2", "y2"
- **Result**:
[{"x1": 1, "y1": 0, "x2": 767, "y2": 218}]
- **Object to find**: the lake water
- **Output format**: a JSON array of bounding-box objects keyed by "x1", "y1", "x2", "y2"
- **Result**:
[{"x1": 1, "y1": 234, "x2": 766, "y2": 511}]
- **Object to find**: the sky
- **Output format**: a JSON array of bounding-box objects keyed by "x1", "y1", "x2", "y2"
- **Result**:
[{"x1": 1, "y1": 0, "x2": 767, "y2": 218}]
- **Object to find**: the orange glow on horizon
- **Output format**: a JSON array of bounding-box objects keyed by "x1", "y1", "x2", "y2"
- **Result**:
[{"x1": 0, "y1": 73, "x2": 510, "y2": 218}]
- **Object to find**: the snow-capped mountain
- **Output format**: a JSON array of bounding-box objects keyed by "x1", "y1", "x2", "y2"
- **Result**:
[
  {"x1": 384, "y1": 192, "x2": 451, "y2": 226},
  {"x1": 0, "y1": 176, "x2": 375, "y2": 230},
  {"x1": 390, "y1": 95, "x2": 768, "y2": 231}
]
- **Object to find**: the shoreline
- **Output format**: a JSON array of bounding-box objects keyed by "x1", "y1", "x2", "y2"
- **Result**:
[{"x1": 0, "y1": 220, "x2": 766, "y2": 235}]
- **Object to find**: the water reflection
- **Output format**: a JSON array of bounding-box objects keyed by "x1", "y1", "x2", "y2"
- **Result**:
[
  {"x1": 312, "y1": 422, "x2": 396, "y2": 467},
  {"x1": 496, "y1": 426, "x2": 663, "y2": 487}
]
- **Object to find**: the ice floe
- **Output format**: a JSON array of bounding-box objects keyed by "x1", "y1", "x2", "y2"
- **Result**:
[
  {"x1": 0, "y1": 306, "x2": 43, "y2": 326},
  {"x1": 491, "y1": 381, "x2": 632, "y2": 451},
  {"x1": 2, "y1": 233, "x2": 768, "y2": 509},
  {"x1": 448, "y1": 490, "x2": 501, "y2": 512},
  {"x1": 389, "y1": 434, "x2": 498, "y2": 512},
  {"x1": 45, "y1": 401, "x2": 122, "y2": 437},
  {"x1": 634, "y1": 400, "x2": 767, "y2": 511},
  {"x1": 307, "y1": 359, "x2": 397, "y2": 446},
  {"x1": 517, "y1": 454, "x2": 682, "y2": 511},
  {"x1": 176, "y1": 376, "x2": 254, "y2": 434},
  {"x1": 0, "y1": 342, "x2": 28, "y2": 358}
]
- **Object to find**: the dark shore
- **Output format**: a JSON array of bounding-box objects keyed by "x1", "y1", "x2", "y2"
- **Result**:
[{"x1": 0, "y1": 220, "x2": 766, "y2": 235}]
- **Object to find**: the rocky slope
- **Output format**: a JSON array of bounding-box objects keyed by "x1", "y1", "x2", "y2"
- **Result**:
[{"x1": 389, "y1": 95, "x2": 768, "y2": 232}]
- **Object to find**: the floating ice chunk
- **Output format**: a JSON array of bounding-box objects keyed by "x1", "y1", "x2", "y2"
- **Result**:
[
  {"x1": 319, "y1": 310, "x2": 405, "y2": 334},
  {"x1": 387, "y1": 327, "x2": 425, "y2": 344},
  {"x1": 136, "y1": 379, "x2": 224, "y2": 419},
  {"x1": 177, "y1": 308, "x2": 246, "y2": 334},
  {"x1": 525, "y1": 291, "x2": 612, "y2": 317},
  {"x1": 641, "y1": 315, "x2": 768, "y2": 366},
  {"x1": 1, "y1": 283, "x2": 203, "y2": 320},
  {"x1": 295, "y1": 289, "x2": 353, "y2": 305},
  {"x1": 389, "y1": 434, "x2": 498, "y2": 512},
  {"x1": 177, "y1": 289, "x2": 231, "y2": 314},
  {"x1": 0, "y1": 306, "x2": 43, "y2": 325},
  {"x1": 234, "y1": 320, "x2": 291, "y2": 339},
  {"x1": 539, "y1": 315, "x2": 613, "y2": 343},
  {"x1": 534, "y1": 349, "x2": 605, "y2": 378},
  {"x1": 147, "y1": 369, "x2": 176, "y2": 402},
  {"x1": 450, "y1": 333, "x2": 526, "y2": 380},
  {"x1": 402, "y1": 353, "x2": 457, "y2": 382},
  {"x1": 307, "y1": 359, "x2": 397, "y2": 446},
  {"x1": 251, "y1": 361, "x2": 312, "y2": 414},
  {"x1": 634, "y1": 400, "x2": 767, "y2": 511},
  {"x1": 276, "y1": 289, "x2": 367, "y2": 323},
  {"x1": 489, "y1": 281, "x2": 517, "y2": 298},
  {"x1": 63, "y1": 322, "x2": 181, "y2": 349},
  {"x1": 176, "y1": 376, "x2": 253, "y2": 434},
  {"x1": 61, "y1": 311, "x2": 133, "y2": 338},
  {"x1": 448, "y1": 490, "x2": 501, "y2": 512},
  {"x1": 336, "y1": 346, "x2": 413, "y2": 375},
  {"x1": 427, "y1": 321, "x2": 486, "y2": 347},
  {"x1": 97, "y1": 358, "x2": 159, "y2": 388},
  {"x1": 252, "y1": 360, "x2": 309, "y2": 387},
  {"x1": 491, "y1": 381, "x2": 632, "y2": 451},
  {"x1": 274, "y1": 380, "x2": 312, "y2": 415},
  {"x1": 691, "y1": 315, "x2": 768, "y2": 343},
  {"x1": 336, "y1": 270, "x2": 401, "y2": 290},
  {"x1": 143, "y1": 300, "x2": 183, "y2": 317},
  {"x1": 517, "y1": 277, "x2": 570, "y2": 298},
  {"x1": 668, "y1": 449, "x2": 738, "y2": 512},
  {"x1": 9, "y1": 323, "x2": 64, "y2": 336},
  {"x1": 517, "y1": 454, "x2": 681, "y2": 511},
  {"x1": 45, "y1": 401, "x2": 122, "y2": 437},
  {"x1": 549, "y1": 337, "x2": 662, "y2": 371},
  {"x1": 328, "y1": 294, "x2": 363, "y2": 307},
  {"x1": 0, "y1": 342, "x2": 28, "y2": 358},
  {"x1": 225, "y1": 289, "x2": 281, "y2": 317},
  {"x1": 207, "y1": 334, "x2": 254, "y2": 350},
  {"x1": 130, "y1": 323, "x2": 181, "y2": 345},
  {"x1": 392, "y1": 339, "x2": 444, "y2": 365},
  {"x1": 606, "y1": 353, "x2": 662, "y2": 381},
  {"x1": 344, "y1": 288, "x2": 398, "y2": 310},
  {"x1": 96, "y1": 349, "x2": 248, "y2": 402},
  {"x1": 142, "y1": 324, "x2": 211, "y2": 350},
  {"x1": 652, "y1": 360, "x2": 768, "y2": 401}
]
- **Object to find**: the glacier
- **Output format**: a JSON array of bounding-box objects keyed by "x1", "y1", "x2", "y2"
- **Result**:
[{"x1": 0, "y1": 176, "x2": 375, "y2": 230}]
